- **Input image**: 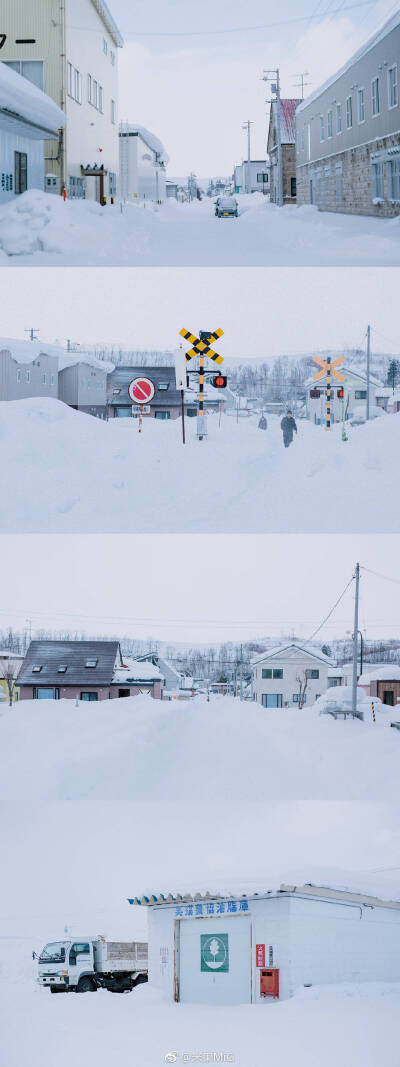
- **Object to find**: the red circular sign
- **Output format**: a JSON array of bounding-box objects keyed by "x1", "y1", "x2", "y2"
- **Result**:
[{"x1": 128, "y1": 377, "x2": 155, "y2": 404}]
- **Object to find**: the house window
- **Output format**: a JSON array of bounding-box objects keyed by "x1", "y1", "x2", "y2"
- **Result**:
[
  {"x1": 273, "y1": 669, "x2": 283, "y2": 679},
  {"x1": 31, "y1": 665, "x2": 42, "y2": 673},
  {"x1": 85, "y1": 658, "x2": 98, "y2": 668},
  {"x1": 388, "y1": 65, "x2": 398, "y2": 109},
  {"x1": 371, "y1": 160, "x2": 384, "y2": 200},
  {"x1": 357, "y1": 88, "x2": 365, "y2": 123},
  {"x1": 80, "y1": 692, "x2": 98, "y2": 701},
  {"x1": 154, "y1": 411, "x2": 170, "y2": 419},
  {"x1": 4, "y1": 59, "x2": 44, "y2": 90},
  {"x1": 292, "y1": 694, "x2": 299, "y2": 702},
  {"x1": 262, "y1": 694, "x2": 283, "y2": 708},
  {"x1": 307, "y1": 669, "x2": 319, "y2": 679},
  {"x1": 158, "y1": 382, "x2": 169, "y2": 390},
  {"x1": 15, "y1": 152, "x2": 27, "y2": 195},
  {"x1": 67, "y1": 63, "x2": 81, "y2": 103},
  {"x1": 319, "y1": 115, "x2": 324, "y2": 141},
  {"x1": 336, "y1": 103, "x2": 342, "y2": 133},
  {"x1": 346, "y1": 96, "x2": 353, "y2": 128},
  {"x1": 69, "y1": 176, "x2": 85, "y2": 200},
  {"x1": 372, "y1": 77, "x2": 380, "y2": 117},
  {"x1": 50, "y1": 374, "x2": 54, "y2": 385},
  {"x1": 36, "y1": 687, "x2": 60, "y2": 699},
  {"x1": 111, "y1": 99, "x2": 116, "y2": 124},
  {"x1": 16, "y1": 369, "x2": 21, "y2": 384},
  {"x1": 103, "y1": 38, "x2": 108, "y2": 55},
  {"x1": 26, "y1": 370, "x2": 30, "y2": 383},
  {"x1": 42, "y1": 373, "x2": 46, "y2": 385},
  {"x1": 327, "y1": 110, "x2": 333, "y2": 138},
  {"x1": 262, "y1": 669, "x2": 272, "y2": 679},
  {"x1": 388, "y1": 157, "x2": 400, "y2": 201},
  {"x1": 290, "y1": 177, "x2": 296, "y2": 198},
  {"x1": 57, "y1": 665, "x2": 67, "y2": 673},
  {"x1": 109, "y1": 172, "x2": 117, "y2": 196},
  {"x1": 355, "y1": 390, "x2": 367, "y2": 399}
]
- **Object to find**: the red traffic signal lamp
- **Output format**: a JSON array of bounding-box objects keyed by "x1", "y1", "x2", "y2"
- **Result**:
[
  {"x1": 337, "y1": 387, "x2": 344, "y2": 398},
  {"x1": 213, "y1": 375, "x2": 227, "y2": 389}
]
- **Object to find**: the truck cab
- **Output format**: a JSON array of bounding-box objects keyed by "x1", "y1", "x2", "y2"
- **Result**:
[
  {"x1": 37, "y1": 939, "x2": 96, "y2": 992},
  {"x1": 36, "y1": 937, "x2": 148, "y2": 993}
]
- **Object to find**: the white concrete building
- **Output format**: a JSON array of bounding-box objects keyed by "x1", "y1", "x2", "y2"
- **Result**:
[
  {"x1": 252, "y1": 643, "x2": 332, "y2": 708},
  {"x1": 1, "y1": 0, "x2": 123, "y2": 201},
  {"x1": 119, "y1": 124, "x2": 168, "y2": 203},
  {"x1": 233, "y1": 160, "x2": 270, "y2": 194},
  {"x1": 0, "y1": 61, "x2": 65, "y2": 203},
  {"x1": 306, "y1": 364, "x2": 383, "y2": 425},
  {"x1": 129, "y1": 881, "x2": 400, "y2": 1004}
]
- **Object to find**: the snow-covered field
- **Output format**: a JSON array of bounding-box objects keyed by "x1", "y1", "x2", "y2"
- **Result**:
[
  {"x1": 0, "y1": 189, "x2": 399, "y2": 266},
  {"x1": 2, "y1": 397, "x2": 399, "y2": 532},
  {"x1": 1, "y1": 694, "x2": 400, "y2": 1065}
]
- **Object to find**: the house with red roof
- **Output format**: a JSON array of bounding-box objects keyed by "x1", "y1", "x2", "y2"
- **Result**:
[{"x1": 267, "y1": 98, "x2": 301, "y2": 204}]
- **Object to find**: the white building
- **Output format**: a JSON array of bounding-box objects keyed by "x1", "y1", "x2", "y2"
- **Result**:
[
  {"x1": 129, "y1": 881, "x2": 400, "y2": 1004},
  {"x1": 1, "y1": 0, "x2": 123, "y2": 201},
  {"x1": 306, "y1": 364, "x2": 383, "y2": 425},
  {"x1": 252, "y1": 643, "x2": 332, "y2": 708},
  {"x1": 119, "y1": 125, "x2": 168, "y2": 203},
  {"x1": 0, "y1": 61, "x2": 65, "y2": 204},
  {"x1": 233, "y1": 160, "x2": 270, "y2": 194}
]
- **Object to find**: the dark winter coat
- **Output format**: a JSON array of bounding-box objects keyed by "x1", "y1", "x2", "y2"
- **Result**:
[
  {"x1": 280, "y1": 415, "x2": 297, "y2": 445},
  {"x1": 258, "y1": 415, "x2": 267, "y2": 430}
]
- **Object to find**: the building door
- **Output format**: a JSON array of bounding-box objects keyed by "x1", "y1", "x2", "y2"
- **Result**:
[
  {"x1": 15, "y1": 152, "x2": 28, "y2": 195},
  {"x1": 309, "y1": 179, "x2": 313, "y2": 204},
  {"x1": 178, "y1": 916, "x2": 251, "y2": 1005},
  {"x1": 118, "y1": 688, "x2": 130, "y2": 698},
  {"x1": 383, "y1": 690, "x2": 394, "y2": 706}
]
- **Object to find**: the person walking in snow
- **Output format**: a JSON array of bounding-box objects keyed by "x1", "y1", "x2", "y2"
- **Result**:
[
  {"x1": 258, "y1": 414, "x2": 267, "y2": 430},
  {"x1": 280, "y1": 410, "x2": 297, "y2": 448}
]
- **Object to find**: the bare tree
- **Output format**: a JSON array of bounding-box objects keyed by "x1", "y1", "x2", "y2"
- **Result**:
[
  {"x1": 0, "y1": 654, "x2": 21, "y2": 707},
  {"x1": 296, "y1": 669, "x2": 309, "y2": 709}
]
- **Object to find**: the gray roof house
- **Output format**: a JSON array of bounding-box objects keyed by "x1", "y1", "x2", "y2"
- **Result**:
[
  {"x1": 18, "y1": 641, "x2": 163, "y2": 701},
  {"x1": 107, "y1": 365, "x2": 185, "y2": 421},
  {"x1": 296, "y1": 11, "x2": 400, "y2": 216}
]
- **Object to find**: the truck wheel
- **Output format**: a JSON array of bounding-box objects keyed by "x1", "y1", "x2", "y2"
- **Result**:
[{"x1": 76, "y1": 976, "x2": 96, "y2": 993}]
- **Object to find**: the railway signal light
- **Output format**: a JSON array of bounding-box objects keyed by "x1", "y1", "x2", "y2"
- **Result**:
[
  {"x1": 337, "y1": 388, "x2": 344, "y2": 398},
  {"x1": 213, "y1": 375, "x2": 227, "y2": 389}
]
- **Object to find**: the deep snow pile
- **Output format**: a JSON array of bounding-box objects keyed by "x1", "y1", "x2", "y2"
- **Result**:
[
  {"x1": 0, "y1": 189, "x2": 399, "y2": 266},
  {"x1": 1, "y1": 397, "x2": 400, "y2": 532},
  {"x1": 1, "y1": 694, "x2": 400, "y2": 1066}
]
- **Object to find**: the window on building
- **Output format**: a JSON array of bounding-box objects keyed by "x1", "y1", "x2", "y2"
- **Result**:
[
  {"x1": 103, "y1": 38, "x2": 108, "y2": 55},
  {"x1": 4, "y1": 59, "x2": 44, "y2": 90},
  {"x1": 292, "y1": 694, "x2": 299, "y2": 702},
  {"x1": 327, "y1": 110, "x2": 333, "y2": 138},
  {"x1": 357, "y1": 88, "x2": 365, "y2": 123},
  {"x1": 109, "y1": 172, "x2": 117, "y2": 197},
  {"x1": 154, "y1": 411, "x2": 171, "y2": 419},
  {"x1": 57, "y1": 665, "x2": 67, "y2": 673},
  {"x1": 371, "y1": 160, "x2": 384, "y2": 199},
  {"x1": 388, "y1": 66, "x2": 398, "y2": 109},
  {"x1": 355, "y1": 390, "x2": 367, "y2": 399},
  {"x1": 110, "y1": 50, "x2": 116, "y2": 66},
  {"x1": 67, "y1": 63, "x2": 81, "y2": 103},
  {"x1": 158, "y1": 382, "x2": 170, "y2": 390},
  {"x1": 69, "y1": 176, "x2": 86, "y2": 200},
  {"x1": 372, "y1": 77, "x2": 380, "y2": 117},
  {"x1": 111, "y1": 99, "x2": 116, "y2": 124},
  {"x1": 85, "y1": 658, "x2": 98, "y2": 668},
  {"x1": 26, "y1": 370, "x2": 30, "y2": 383},
  {"x1": 346, "y1": 96, "x2": 353, "y2": 128},
  {"x1": 50, "y1": 374, "x2": 54, "y2": 385},
  {"x1": 388, "y1": 157, "x2": 400, "y2": 201},
  {"x1": 14, "y1": 151, "x2": 27, "y2": 195},
  {"x1": 307, "y1": 669, "x2": 319, "y2": 679},
  {"x1": 319, "y1": 115, "x2": 324, "y2": 141},
  {"x1": 42, "y1": 373, "x2": 46, "y2": 385},
  {"x1": 98, "y1": 85, "x2": 104, "y2": 113},
  {"x1": 290, "y1": 176, "x2": 296, "y2": 197},
  {"x1": 80, "y1": 692, "x2": 98, "y2": 701},
  {"x1": 336, "y1": 103, "x2": 342, "y2": 133},
  {"x1": 31, "y1": 665, "x2": 42, "y2": 673},
  {"x1": 16, "y1": 369, "x2": 21, "y2": 384},
  {"x1": 36, "y1": 687, "x2": 60, "y2": 699},
  {"x1": 273, "y1": 669, "x2": 283, "y2": 679},
  {"x1": 262, "y1": 694, "x2": 283, "y2": 708},
  {"x1": 262, "y1": 669, "x2": 272, "y2": 679}
]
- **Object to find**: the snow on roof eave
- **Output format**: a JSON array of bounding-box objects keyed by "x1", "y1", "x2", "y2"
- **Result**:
[
  {"x1": 0, "y1": 106, "x2": 64, "y2": 139},
  {"x1": 128, "y1": 882, "x2": 400, "y2": 909},
  {"x1": 251, "y1": 643, "x2": 333, "y2": 667},
  {"x1": 297, "y1": 9, "x2": 400, "y2": 115},
  {"x1": 91, "y1": 0, "x2": 124, "y2": 46}
]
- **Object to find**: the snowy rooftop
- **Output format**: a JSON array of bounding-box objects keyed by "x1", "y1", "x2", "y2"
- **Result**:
[
  {"x1": 359, "y1": 665, "x2": 400, "y2": 685},
  {"x1": 251, "y1": 642, "x2": 334, "y2": 667},
  {"x1": 0, "y1": 62, "x2": 65, "y2": 137},
  {"x1": 0, "y1": 336, "x2": 114, "y2": 374},
  {"x1": 129, "y1": 879, "x2": 400, "y2": 909},
  {"x1": 113, "y1": 657, "x2": 163, "y2": 684},
  {"x1": 119, "y1": 123, "x2": 169, "y2": 165},
  {"x1": 297, "y1": 10, "x2": 400, "y2": 114}
]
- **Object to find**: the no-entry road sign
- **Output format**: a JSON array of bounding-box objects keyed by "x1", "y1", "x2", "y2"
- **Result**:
[{"x1": 128, "y1": 377, "x2": 155, "y2": 404}]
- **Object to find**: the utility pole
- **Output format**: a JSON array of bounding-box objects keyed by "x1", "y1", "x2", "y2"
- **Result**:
[
  {"x1": 351, "y1": 563, "x2": 360, "y2": 719},
  {"x1": 293, "y1": 72, "x2": 311, "y2": 100},
  {"x1": 241, "y1": 120, "x2": 252, "y2": 193},
  {"x1": 366, "y1": 324, "x2": 371, "y2": 421},
  {"x1": 24, "y1": 328, "x2": 40, "y2": 342},
  {"x1": 263, "y1": 70, "x2": 283, "y2": 206},
  {"x1": 240, "y1": 644, "x2": 244, "y2": 701}
]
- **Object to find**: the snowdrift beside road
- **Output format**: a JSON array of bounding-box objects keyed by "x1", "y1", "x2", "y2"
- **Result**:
[{"x1": 1, "y1": 397, "x2": 399, "y2": 532}]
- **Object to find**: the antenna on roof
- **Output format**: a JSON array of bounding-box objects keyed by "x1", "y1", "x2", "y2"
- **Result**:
[
  {"x1": 24, "y1": 328, "x2": 40, "y2": 342},
  {"x1": 293, "y1": 72, "x2": 311, "y2": 99}
]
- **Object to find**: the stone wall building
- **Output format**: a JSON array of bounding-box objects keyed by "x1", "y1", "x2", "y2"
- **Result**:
[
  {"x1": 296, "y1": 12, "x2": 400, "y2": 217},
  {"x1": 267, "y1": 99, "x2": 301, "y2": 203}
]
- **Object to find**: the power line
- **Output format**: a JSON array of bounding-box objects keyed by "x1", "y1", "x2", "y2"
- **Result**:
[
  {"x1": 307, "y1": 574, "x2": 355, "y2": 641},
  {"x1": 361, "y1": 566, "x2": 400, "y2": 588}
]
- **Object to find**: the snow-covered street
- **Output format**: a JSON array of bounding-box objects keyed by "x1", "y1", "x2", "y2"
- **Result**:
[
  {"x1": 2, "y1": 397, "x2": 400, "y2": 532},
  {"x1": 0, "y1": 190, "x2": 399, "y2": 266}
]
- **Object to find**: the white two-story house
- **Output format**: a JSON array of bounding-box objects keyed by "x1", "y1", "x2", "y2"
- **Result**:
[
  {"x1": 252, "y1": 643, "x2": 333, "y2": 709},
  {"x1": 1, "y1": 0, "x2": 123, "y2": 201}
]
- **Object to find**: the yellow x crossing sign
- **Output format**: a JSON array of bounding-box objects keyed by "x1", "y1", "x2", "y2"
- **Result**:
[
  {"x1": 179, "y1": 327, "x2": 224, "y2": 365},
  {"x1": 313, "y1": 355, "x2": 345, "y2": 383}
]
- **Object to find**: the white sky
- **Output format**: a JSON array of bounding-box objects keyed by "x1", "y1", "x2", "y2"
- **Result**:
[
  {"x1": 111, "y1": 0, "x2": 398, "y2": 173},
  {"x1": 1, "y1": 267, "x2": 399, "y2": 357},
  {"x1": 2, "y1": 534, "x2": 400, "y2": 644}
]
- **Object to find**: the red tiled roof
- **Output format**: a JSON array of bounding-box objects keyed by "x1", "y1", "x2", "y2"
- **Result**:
[{"x1": 279, "y1": 99, "x2": 302, "y2": 143}]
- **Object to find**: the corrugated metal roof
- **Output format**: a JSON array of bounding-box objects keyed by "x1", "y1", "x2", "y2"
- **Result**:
[
  {"x1": 251, "y1": 643, "x2": 334, "y2": 667},
  {"x1": 270, "y1": 99, "x2": 301, "y2": 145},
  {"x1": 128, "y1": 883, "x2": 400, "y2": 910},
  {"x1": 107, "y1": 366, "x2": 182, "y2": 408},
  {"x1": 19, "y1": 640, "x2": 121, "y2": 687}
]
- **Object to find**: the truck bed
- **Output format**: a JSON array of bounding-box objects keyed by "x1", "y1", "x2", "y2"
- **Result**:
[{"x1": 94, "y1": 941, "x2": 148, "y2": 973}]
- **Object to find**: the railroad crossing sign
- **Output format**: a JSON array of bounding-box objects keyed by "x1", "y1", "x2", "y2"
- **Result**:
[
  {"x1": 312, "y1": 355, "x2": 345, "y2": 383},
  {"x1": 128, "y1": 376, "x2": 155, "y2": 404},
  {"x1": 179, "y1": 327, "x2": 224, "y2": 365},
  {"x1": 312, "y1": 355, "x2": 345, "y2": 431}
]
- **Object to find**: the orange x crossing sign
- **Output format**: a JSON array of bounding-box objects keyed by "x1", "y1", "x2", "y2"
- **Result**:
[
  {"x1": 179, "y1": 327, "x2": 224, "y2": 365},
  {"x1": 313, "y1": 355, "x2": 345, "y2": 383}
]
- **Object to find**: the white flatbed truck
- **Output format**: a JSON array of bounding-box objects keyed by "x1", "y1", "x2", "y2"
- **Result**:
[{"x1": 35, "y1": 937, "x2": 148, "y2": 993}]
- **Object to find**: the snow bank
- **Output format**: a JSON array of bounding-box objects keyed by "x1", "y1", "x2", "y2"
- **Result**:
[
  {"x1": 0, "y1": 190, "x2": 399, "y2": 266},
  {"x1": 359, "y1": 665, "x2": 400, "y2": 684},
  {"x1": 1, "y1": 398, "x2": 400, "y2": 533},
  {"x1": 0, "y1": 61, "x2": 65, "y2": 135}
]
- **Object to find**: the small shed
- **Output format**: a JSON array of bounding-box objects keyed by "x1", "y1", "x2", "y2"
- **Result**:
[{"x1": 129, "y1": 881, "x2": 400, "y2": 1005}]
